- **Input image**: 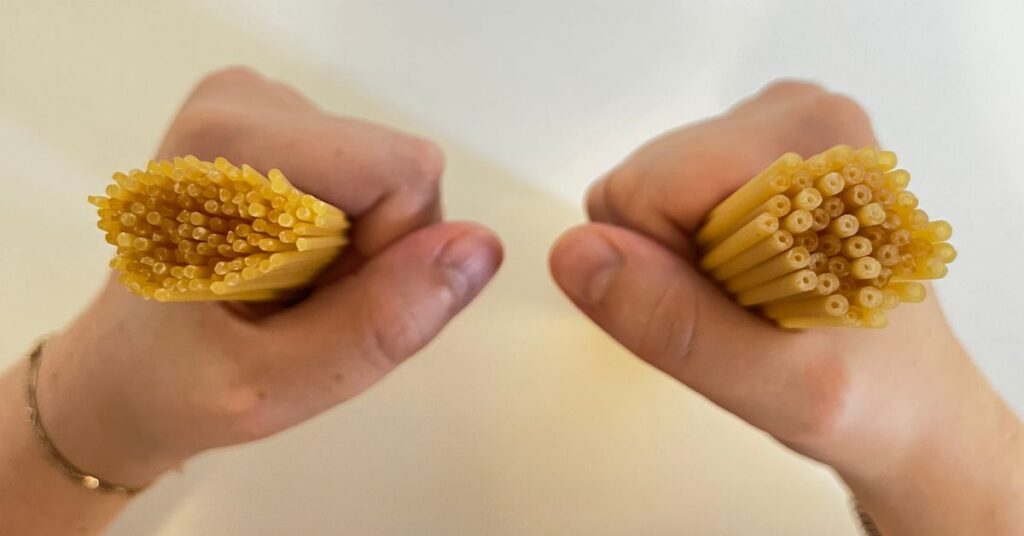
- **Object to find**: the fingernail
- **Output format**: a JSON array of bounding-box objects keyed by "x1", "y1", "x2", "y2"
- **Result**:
[
  {"x1": 556, "y1": 231, "x2": 622, "y2": 306},
  {"x1": 438, "y1": 230, "x2": 500, "y2": 302}
]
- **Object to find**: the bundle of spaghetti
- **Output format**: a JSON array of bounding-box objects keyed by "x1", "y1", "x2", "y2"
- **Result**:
[
  {"x1": 696, "y1": 145, "x2": 954, "y2": 329},
  {"x1": 89, "y1": 156, "x2": 349, "y2": 302}
]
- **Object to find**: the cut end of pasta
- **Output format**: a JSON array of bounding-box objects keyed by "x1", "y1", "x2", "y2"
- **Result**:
[
  {"x1": 91, "y1": 156, "x2": 349, "y2": 302},
  {"x1": 697, "y1": 146, "x2": 954, "y2": 329}
]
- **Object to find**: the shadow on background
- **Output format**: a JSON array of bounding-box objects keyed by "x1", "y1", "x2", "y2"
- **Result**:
[{"x1": 1, "y1": 2, "x2": 858, "y2": 534}]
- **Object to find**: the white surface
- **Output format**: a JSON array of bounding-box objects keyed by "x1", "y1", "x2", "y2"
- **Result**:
[
  {"x1": 197, "y1": 0, "x2": 1024, "y2": 410},
  {"x1": 0, "y1": 1, "x2": 1021, "y2": 534}
]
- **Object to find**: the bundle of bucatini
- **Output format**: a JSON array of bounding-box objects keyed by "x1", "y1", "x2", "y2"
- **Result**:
[
  {"x1": 696, "y1": 146, "x2": 954, "y2": 328},
  {"x1": 90, "y1": 156, "x2": 348, "y2": 302}
]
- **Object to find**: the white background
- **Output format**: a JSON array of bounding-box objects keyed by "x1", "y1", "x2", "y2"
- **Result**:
[{"x1": 1, "y1": 1, "x2": 1022, "y2": 534}]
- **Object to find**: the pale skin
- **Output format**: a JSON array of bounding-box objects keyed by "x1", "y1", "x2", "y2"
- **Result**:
[
  {"x1": 0, "y1": 67, "x2": 505, "y2": 534},
  {"x1": 0, "y1": 70, "x2": 1021, "y2": 535},
  {"x1": 549, "y1": 81, "x2": 1024, "y2": 535}
]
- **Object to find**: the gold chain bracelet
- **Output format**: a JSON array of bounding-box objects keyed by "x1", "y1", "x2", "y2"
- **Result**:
[{"x1": 24, "y1": 337, "x2": 146, "y2": 496}]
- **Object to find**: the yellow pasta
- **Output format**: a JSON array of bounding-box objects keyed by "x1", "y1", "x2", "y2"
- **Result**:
[
  {"x1": 850, "y1": 257, "x2": 882, "y2": 280},
  {"x1": 811, "y1": 272, "x2": 841, "y2": 296},
  {"x1": 817, "y1": 234, "x2": 842, "y2": 257},
  {"x1": 704, "y1": 153, "x2": 799, "y2": 223},
  {"x1": 888, "y1": 282, "x2": 927, "y2": 303},
  {"x1": 724, "y1": 247, "x2": 810, "y2": 293},
  {"x1": 808, "y1": 251, "x2": 829, "y2": 273},
  {"x1": 880, "y1": 289, "x2": 901, "y2": 310},
  {"x1": 699, "y1": 213, "x2": 779, "y2": 271},
  {"x1": 791, "y1": 188, "x2": 824, "y2": 211},
  {"x1": 794, "y1": 231, "x2": 819, "y2": 253},
  {"x1": 762, "y1": 294, "x2": 849, "y2": 319},
  {"x1": 782, "y1": 210, "x2": 813, "y2": 234},
  {"x1": 841, "y1": 236, "x2": 873, "y2": 259},
  {"x1": 786, "y1": 170, "x2": 815, "y2": 195},
  {"x1": 857, "y1": 307, "x2": 889, "y2": 329},
  {"x1": 91, "y1": 156, "x2": 349, "y2": 302},
  {"x1": 828, "y1": 214, "x2": 860, "y2": 238},
  {"x1": 815, "y1": 172, "x2": 845, "y2": 197},
  {"x1": 695, "y1": 146, "x2": 955, "y2": 328},
  {"x1": 697, "y1": 194, "x2": 790, "y2": 247},
  {"x1": 855, "y1": 203, "x2": 886, "y2": 227},
  {"x1": 736, "y1": 270, "x2": 818, "y2": 306},
  {"x1": 709, "y1": 231, "x2": 793, "y2": 281},
  {"x1": 842, "y1": 184, "x2": 873, "y2": 207},
  {"x1": 821, "y1": 196, "x2": 845, "y2": 218},
  {"x1": 776, "y1": 312, "x2": 858, "y2": 329},
  {"x1": 851, "y1": 286, "x2": 883, "y2": 309}
]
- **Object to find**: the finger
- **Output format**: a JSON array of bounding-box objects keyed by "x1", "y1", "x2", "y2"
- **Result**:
[
  {"x1": 161, "y1": 67, "x2": 445, "y2": 256},
  {"x1": 181, "y1": 66, "x2": 315, "y2": 110},
  {"x1": 255, "y1": 222, "x2": 502, "y2": 414},
  {"x1": 586, "y1": 82, "x2": 877, "y2": 247},
  {"x1": 729, "y1": 79, "x2": 828, "y2": 115},
  {"x1": 549, "y1": 223, "x2": 846, "y2": 441}
]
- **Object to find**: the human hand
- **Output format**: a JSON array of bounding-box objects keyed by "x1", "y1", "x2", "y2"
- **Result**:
[
  {"x1": 549, "y1": 81, "x2": 1023, "y2": 534},
  {"x1": 36, "y1": 67, "x2": 503, "y2": 488}
]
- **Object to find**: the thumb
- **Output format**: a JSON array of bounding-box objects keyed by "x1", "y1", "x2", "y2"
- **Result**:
[
  {"x1": 262, "y1": 221, "x2": 502, "y2": 407},
  {"x1": 549, "y1": 223, "x2": 844, "y2": 442}
]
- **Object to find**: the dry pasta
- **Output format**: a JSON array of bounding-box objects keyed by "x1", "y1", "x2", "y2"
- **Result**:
[
  {"x1": 91, "y1": 156, "x2": 349, "y2": 302},
  {"x1": 696, "y1": 146, "x2": 954, "y2": 328}
]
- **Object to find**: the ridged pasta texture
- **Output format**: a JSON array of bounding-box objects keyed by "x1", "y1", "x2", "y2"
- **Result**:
[
  {"x1": 90, "y1": 156, "x2": 349, "y2": 302},
  {"x1": 696, "y1": 146, "x2": 953, "y2": 329}
]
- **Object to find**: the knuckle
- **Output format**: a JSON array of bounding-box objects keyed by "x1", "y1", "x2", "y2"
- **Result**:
[
  {"x1": 642, "y1": 278, "x2": 699, "y2": 371},
  {"x1": 761, "y1": 79, "x2": 827, "y2": 100},
  {"x1": 598, "y1": 166, "x2": 638, "y2": 223},
  {"x1": 360, "y1": 287, "x2": 428, "y2": 371},
  {"x1": 399, "y1": 136, "x2": 445, "y2": 187},
  {"x1": 808, "y1": 92, "x2": 869, "y2": 123},
  {"x1": 195, "y1": 65, "x2": 263, "y2": 92},
  {"x1": 165, "y1": 104, "x2": 241, "y2": 157},
  {"x1": 799, "y1": 92, "x2": 873, "y2": 140}
]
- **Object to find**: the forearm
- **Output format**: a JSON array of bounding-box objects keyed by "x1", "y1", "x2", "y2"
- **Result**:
[
  {"x1": 0, "y1": 359, "x2": 130, "y2": 535},
  {"x1": 841, "y1": 381, "x2": 1024, "y2": 535}
]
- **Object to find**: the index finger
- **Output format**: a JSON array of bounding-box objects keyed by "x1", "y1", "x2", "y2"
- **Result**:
[
  {"x1": 587, "y1": 81, "x2": 876, "y2": 251},
  {"x1": 158, "y1": 67, "x2": 444, "y2": 256}
]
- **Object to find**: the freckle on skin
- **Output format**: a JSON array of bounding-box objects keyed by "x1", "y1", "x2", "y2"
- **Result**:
[
  {"x1": 333, "y1": 372, "x2": 344, "y2": 383},
  {"x1": 257, "y1": 390, "x2": 267, "y2": 400}
]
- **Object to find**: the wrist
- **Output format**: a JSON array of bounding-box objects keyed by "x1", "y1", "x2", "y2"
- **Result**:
[
  {"x1": 838, "y1": 381, "x2": 1024, "y2": 535},
  {"x1": 0, "y1": 360, "x2": 131, "y2": 535},
  {"x1": 35, "y1": 329, "x2": 186, "y2": 489}
]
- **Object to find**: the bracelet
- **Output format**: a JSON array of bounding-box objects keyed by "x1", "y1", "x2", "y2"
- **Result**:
[{"x1": 23, "y1": 337, "x2": 146, "y2": 496}]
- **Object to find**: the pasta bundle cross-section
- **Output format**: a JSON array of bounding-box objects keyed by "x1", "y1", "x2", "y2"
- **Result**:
[
  {"x1": 696, "y1": 146, "x2": 953, "y2": 328},
  {"x1": 90, "y1": 156, "x2": 349, "y2": 302}
]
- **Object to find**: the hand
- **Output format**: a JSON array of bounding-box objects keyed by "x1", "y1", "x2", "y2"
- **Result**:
[
  {"x1": 37, "y1": 67, "x2": 503, "y2": 488},
  {"x1": 549, "y1": 81, "x2": 1023, "y2": 534}
]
